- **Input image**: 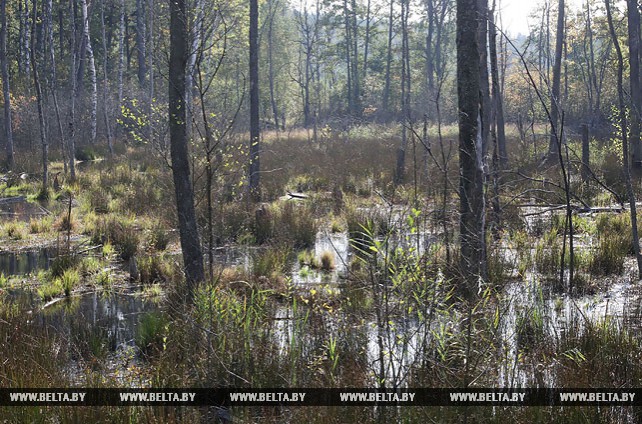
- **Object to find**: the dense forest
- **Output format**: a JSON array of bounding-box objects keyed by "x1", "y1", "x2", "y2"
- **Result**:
[{"x1": 2, "y1": 0, "x2": 642, "y2": 422}]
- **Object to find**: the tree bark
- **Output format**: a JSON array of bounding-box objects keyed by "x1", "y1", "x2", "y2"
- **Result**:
[
  {"x1": 101, "y1": 0, "x2": 112, "y2": 155},
  {"x1": 457, "y1": 0, "x2": 486, "y2": 298},
  {"x1": 249, "y1": 0, "x2": 260, "y2": 200},
  {"x1": 627, "y1": 0, "x2": 642, "y2": 169},
  {"x1": 0, "y1": 0, "x2": 13, "y2": 168},
  {"x1": 80, "y1": 0, "x2": 97, "y2": 144},
  {"x1": 45, "y1": 0, "x2": 67, "y2": 174},
  {"x1": 169, "y1": 0, "x2": 204, "y2": 293},
  {"x1": 605, "y1": 0, "x2": 642, "y2": 278},
  {"x1": 118, "y1": 0, "x2": 125, "y2": 119},
  {"x1": 489, "y1": 0, "x2": 506, "y2": 166},
  {"x1": 68, "y1": 0, "x2": 77, "y2": 181},
  {"x1": 31, "y1": 0, "x2": 48, "y2": 190},
  {"x1": 547, "y1": 0, "x2": 564, "y2": 158}
]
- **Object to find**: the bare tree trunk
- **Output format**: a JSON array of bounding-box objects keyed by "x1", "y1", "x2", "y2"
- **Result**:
[
  {"x1": 68, "y1": 0, "x2": 77, "y2": 181},
  {"x1": 80, "y1": 0, "x2": 97, "y2": 144},
  {"x1": 147, "y1": 0, "x2": 154, "y2": 141},
  {"x1": 136, "y1": 0, "x2": 146, "y2": 87},
  {"x1": 169, "y1": 0, "x2": 204, "y2": 294},
  {"x1": 186, "y1": 0, "x2": 203, "y2": 140},
  {"x1": 118, "y1": 0, "x2": 125, "y2": 125},
  {"x1": 547, "y1": 0, "x2": 564, "y2": 158},
  {"x1": 249, "y1": 0, "x2": 260, "y2": 200},
  {"x1": 31, "y1": 0, "x2": 48, "y2": 190},
  {"x1": 22, "y1": 0, "x2": 31, "y2": 78},
  {"x1": 382, "y1": 0, "x2": 394, "y2": 116},
  {"x1": 395, "y1": 0, "x2": 410, "y2": 184},
  {"x1": 489, "y1": 0, "x2": 506, "y2": 166},
  {"x1": 0, "y1": 0, "x2": 13, "y2": 168},
  {"x1": 101, "y1": 0, "x2": 112, "y2": 155},
  {"x1": 627, "y1": 0, "x2": 642, "y2": 169},
  {"x1": 605, "y1": 0, "x2": 642, "y2": 278},
  {"x1": 457, "y1": 0, "x2": 486, "y2": 298},
  {"x1": 45, "y1": 0, "x2": 67, "y2": 174},
  {"x1": 267, "y1": 0, "x2": 279, "y2": 130},
  {"x1": 477, "y1": 0, "x2": 491, "y2": 156}
]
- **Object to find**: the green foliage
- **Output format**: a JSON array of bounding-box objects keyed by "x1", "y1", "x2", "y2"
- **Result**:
[
  {"x1": 138, "y1": 255, "x2": 174, "y2": 285},
  {"x1": 86, "y1": 214, "x2": 139, "y2": 260},
  {"x1": 60, "y1": 269, "x2": 80, "y2": 296},
  {"x1": 534, "y1": 229, "x2": 561, "y2": 277},
  {"x1": 148, "y1": 222, "x2": 170, "y2": 251},
  {"x1": 50, "y1": 254, "x2": 80, "y2": 278},
  {"x1": 136, "y1": 312, "x2": 168, "y2": 356},
  {"x1": 38, "y1": 278, "x2": 64, "y2": 301},
  {"x1": 587, "y1": 213, "x2": 633, "y2": 275},
  {"x1": 2, "y1": 221, "x2": 27, "y2": 240}
]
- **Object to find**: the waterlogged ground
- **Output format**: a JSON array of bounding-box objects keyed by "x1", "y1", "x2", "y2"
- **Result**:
[{"x1": 2, "y1": 198, "x2": 642, "y2": 389}]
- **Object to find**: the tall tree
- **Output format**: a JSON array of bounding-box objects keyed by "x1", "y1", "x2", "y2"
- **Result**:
[
  {"x1": 547, "y1": 0, "x2": 565, "y2": 158},
  {"x1": 457, "y1": 0, "x2": 486, "y2": 297},
  {"x1": 0, "y1": 0, "x2": 13, "y2": 168},
  {"x1": 101, "y1": 0, "x2": 113, "y2": 155},
  {"x1": 489, "y1": 0, "x2": 506, "y2": 166},
  {"x1": 45, "y1": 0, "x2": 67, "y2": 173},
  {"x1": 68, "y1": 0, "x2": 77, "y2": 181},
  {"x1": 169, "y1": 0, "x2": 205, "y2": 293},
  {"x1": 31, "y1": 0, "x2": 48, "y2": 190},
  {"x1": 605, "y1": 0, "x2": 642, "y2": 278},
  {"x1": 80, "y1": 0, "x2": 97, "y2": 144},
  {"x1": 249, "y1": 0, "x2": 260, "y2": 200},
  {"x1": 627, "y1": 0, "x2": 642, "y2": 169},
  {"x1": 394, "y1": 0, "x2": 411, "y2": 184}
]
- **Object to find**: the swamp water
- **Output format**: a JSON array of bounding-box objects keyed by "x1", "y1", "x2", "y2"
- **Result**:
[{"x1": 1, "y1": 221, "x2": 641, "y2": 387}]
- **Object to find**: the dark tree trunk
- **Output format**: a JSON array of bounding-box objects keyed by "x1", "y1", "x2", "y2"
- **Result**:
[
  {"x1": 489, "y1": 1, "x2": 506, "y2": 166},
  {"x1": 249, "y1": 0, "x2": 260, "y2": 200},
  {"x1": 68, "y1": 0, "x2": 76, "y2": 181},
  {"x1": 627, "y1": 0, "x2": 642, "y2": 169},
  {"x1": 477, "y1": 0, "x2": 491, "y2": 156},
  {"x1": 101, "y1": 0, "x2": 112, "y2": 155},
  {"x1": 45, "y1": 0, "x2": 67, "y2": 174},
  {"x1": 547, "y1": 0, "x2": 564, "y2": 158},
  {"x1": 31, "y1": 0, "x2": 48, "y2": 190},
  {"x1": 457, "y1": 0, "x2": 486, "y2": 298},
  {"x1": 0, "y1": 0, "x2": 13, "y2": 168},
  {"x1": 169, "y1": 0, "x2": 204, "y2": 293},
  {"x1": 395, "y1": 0, "x2": 411, "y2": 185},
  {"x1": 605, "y1": 0, "x2": 642, "y2": 278}
]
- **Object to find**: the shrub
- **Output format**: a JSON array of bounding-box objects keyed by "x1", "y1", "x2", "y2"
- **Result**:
[
  {"x1": 148, "y1": 222, "x2": 170, "y2": 251},
  {"x1": 138, "y1": 255, "x2": 174, "y2": 285},
  {"x1": 38, "y1": 278, "x2": 64, "y2": 301},
  {"x1": 136, "y1": 312, "x2": 167, "y2": 356},
  {"x1": 87, "y1": 215, "x2": 139, "y2": 260},
  {"x1": 50, "y1": 254, "x2": 80, "y2": 278},
  {"x1": 29, "y1": 216, "x2": 53, "y2": 234},
  {"x1": 3, "y1": 221, "x2": 26, "y2": 240},
  {"x1": 61, "y1": 269, "x2": 80, "y2": 296},
  {"x1": 534, "y1": 229, "x2": 561, "y2": 277}
]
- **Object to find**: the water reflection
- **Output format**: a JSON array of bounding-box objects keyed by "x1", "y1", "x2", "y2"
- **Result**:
[{"x1": 0, "y1": 248, "x2": 54, "y2": 275}]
